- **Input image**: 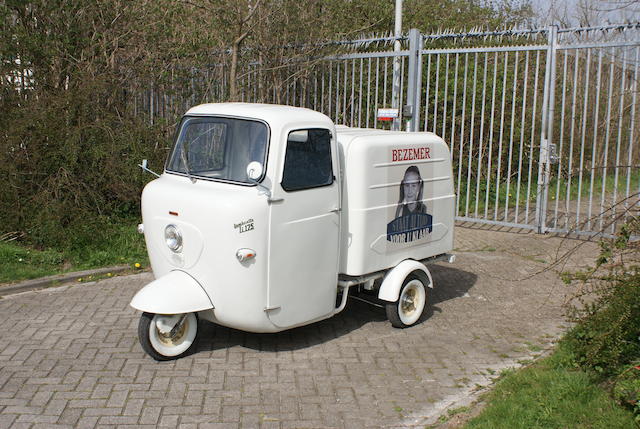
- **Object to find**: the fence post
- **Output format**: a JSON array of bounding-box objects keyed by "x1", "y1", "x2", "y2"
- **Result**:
[
  {"x1": 405, "y1": 28, "x2": 423, "y2": 132},
  {"x1": 535, "y1": 25, "x2": 558, "y2": 233}
]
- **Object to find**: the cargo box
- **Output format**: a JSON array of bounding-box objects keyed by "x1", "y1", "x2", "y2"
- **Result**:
[{"x1": 336, "y1": 126, "x2": 455, "y2": 276}]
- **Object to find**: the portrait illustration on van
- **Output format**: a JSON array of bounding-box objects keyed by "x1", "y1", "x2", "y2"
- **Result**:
[{"x1": 387, "y1": 165, "x2": 433, "y2": 243}]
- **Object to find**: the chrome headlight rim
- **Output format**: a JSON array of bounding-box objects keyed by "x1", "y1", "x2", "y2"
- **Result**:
[{"x1": 164, "y1": 224, "x2": 183, "y2": 253}]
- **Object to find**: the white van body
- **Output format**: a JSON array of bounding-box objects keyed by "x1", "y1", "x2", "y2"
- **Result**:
[
  {"x1": 336, "y1": 126, "x2": 455, "y2": 276},
  {"x1": 130, "y1": 103, "x2": 455, "y2": 360}
]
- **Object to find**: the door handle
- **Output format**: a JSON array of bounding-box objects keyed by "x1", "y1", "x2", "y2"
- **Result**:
[{"x1": 329, "y1": 207, "x2": 341, "y2": 213}]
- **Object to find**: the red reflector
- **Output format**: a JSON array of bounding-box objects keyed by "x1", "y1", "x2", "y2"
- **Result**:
[{"x1": 169, "y1": 211, "x2": 179, "y2": 216}]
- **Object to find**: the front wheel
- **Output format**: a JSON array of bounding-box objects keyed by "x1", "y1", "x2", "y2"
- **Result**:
[
  {"x1": 138, "y1": 312, "x2": 199, "y2": 360},
  {"x1": 386, "y1": 275, "x2": 428, "y2": 328}
]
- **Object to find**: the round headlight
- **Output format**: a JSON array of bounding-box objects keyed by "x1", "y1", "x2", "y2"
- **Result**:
[{"x1": 164, "y1": 225, "x2": 183, "y2": 253}]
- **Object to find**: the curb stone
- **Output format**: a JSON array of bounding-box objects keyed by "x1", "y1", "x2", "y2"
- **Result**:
[{"x1": 0, "y1": 265, "x2": 132, "y2": 296}]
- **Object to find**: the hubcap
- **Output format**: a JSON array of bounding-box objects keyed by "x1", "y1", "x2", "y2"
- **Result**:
[
  {"x1": 401, "y1": 289, "x2": 417, "y2": 315},
  {"x1": 156, "y1": 316, "x2": 189, "y2": 347},
  {"x1": 398, "y1": 280, "x2": 426, "y2": 325}
]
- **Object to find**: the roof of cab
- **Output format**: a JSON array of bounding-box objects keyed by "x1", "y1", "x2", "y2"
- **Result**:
[{"x1": 185, "y1": 103, "x2": 331, "y2": 128}]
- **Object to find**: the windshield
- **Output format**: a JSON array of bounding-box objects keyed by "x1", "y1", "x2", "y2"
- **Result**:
[{"x1": 166, "y1": 116, "x2": 268, "y2": 184}]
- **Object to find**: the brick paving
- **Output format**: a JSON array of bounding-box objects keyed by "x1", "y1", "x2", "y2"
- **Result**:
[{"x1": 0, "y1": 226, "x2": 598, "y2": 428}]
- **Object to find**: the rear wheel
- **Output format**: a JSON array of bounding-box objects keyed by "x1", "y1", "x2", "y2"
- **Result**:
[
  {"x1": 138, "y1": 312, "x2": 199, "y2": 360},
  {"x1": 386, "y1": 275, "x2": 427, "y2": 328}
]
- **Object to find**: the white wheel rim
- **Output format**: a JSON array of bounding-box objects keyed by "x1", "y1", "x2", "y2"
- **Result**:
[
  {"x1": 148, "y1": 313, "x2": 197, "y2": 357},
  {"x1": 398, "y1": 280, "x2": 426, "y2": 326}
]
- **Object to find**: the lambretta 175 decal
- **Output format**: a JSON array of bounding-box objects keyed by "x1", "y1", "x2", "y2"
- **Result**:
[{"x1": 234, "y1": 218, "x2": 254, "y2": 233}]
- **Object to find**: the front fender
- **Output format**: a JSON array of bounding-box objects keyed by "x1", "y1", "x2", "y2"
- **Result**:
[
  {"x1": 130, "y1": 270, "x2": 214, "y2": 314},
  {"x1": 378, "y1": 259, "x2": 433, "y2": 302}
]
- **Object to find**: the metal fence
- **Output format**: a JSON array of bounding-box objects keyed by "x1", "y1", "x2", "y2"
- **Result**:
[{"x1": 144, "y1": 24, "x2": 640, "y2": 238}]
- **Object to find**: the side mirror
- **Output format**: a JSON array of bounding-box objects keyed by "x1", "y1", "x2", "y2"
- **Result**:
[
  {"x1": 246, "y1": 161, "x2": 264, "y2": 181},
  {"x1": 138, "y1": 159, "x2": 160, "y2": 178}
]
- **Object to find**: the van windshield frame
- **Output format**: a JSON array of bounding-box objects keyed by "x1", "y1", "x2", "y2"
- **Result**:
[{"x1": 165, "y1": 115, "x2": 270, "y2": 185}]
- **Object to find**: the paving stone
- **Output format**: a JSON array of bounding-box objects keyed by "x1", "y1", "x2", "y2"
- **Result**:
[{"x1": 0, "y1": 227, "x2": 598, "y2": 428}]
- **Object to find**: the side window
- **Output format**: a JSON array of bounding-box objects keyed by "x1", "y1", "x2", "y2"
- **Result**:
[{"x1": 281, "y1": 129, "x2": 333, "y2": 192}]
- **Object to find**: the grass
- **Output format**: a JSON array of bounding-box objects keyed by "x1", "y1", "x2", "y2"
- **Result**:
[
  {"x1": 455, "y1": 168, "x2": 640, "y2": 217},
  {"x1": 463, "y1": 345, "x2": 638, "y2": 429},
  {"x1": 0, "y1": 222, "x2": 148, "y2": 284}
]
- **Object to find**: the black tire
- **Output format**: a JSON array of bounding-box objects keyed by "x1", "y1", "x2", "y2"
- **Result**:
[
  {"x1": 138, "y1": 312, "x2": 199, "y2": 361},
  {"x1": 386, "y1": 274, "x2": 428, "y2": 328}
]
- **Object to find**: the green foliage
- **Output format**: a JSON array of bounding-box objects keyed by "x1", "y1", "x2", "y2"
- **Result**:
[
  {"x1": 613, "y1": 364, "x2": 640, "y2": 423},
  {"x1": 0, "y1": 0, "x2": 533, "y2": 251},
  {"x1": 561, "y1": 218, "x2": 640, "y2": 419},
  {"x1": 465, "y1": 221, "x2": 640, "y2": 427},
  {"x1": 0, "y1": 241, "x2": 65, "y2": 283},
  {"x1": 465, "y1": 346, "x2": 637, "y2": 428},
  {"x1": 564, "y1": 219, "x2": 640, "y2": 377},
  {"x1": 0, "y1": 222, "x2": 148, "y2": 284}
]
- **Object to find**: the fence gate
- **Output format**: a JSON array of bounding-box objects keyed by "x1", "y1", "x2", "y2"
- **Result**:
[
  {"x1": 142, "y1": 24, "x2": 640, "y2": 237},
  {"x1": 409, "y1": 24, "x2": 640, "y2": 237}
]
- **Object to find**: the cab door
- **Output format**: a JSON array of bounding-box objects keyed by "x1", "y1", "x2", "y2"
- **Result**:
[{"x1": 266, "y1": 128, "x2": 341, "y2": 328}]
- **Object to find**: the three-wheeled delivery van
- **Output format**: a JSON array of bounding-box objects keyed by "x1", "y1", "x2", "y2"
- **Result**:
[{"x1": 131, "y1": 103, "x2": 455, "y2": 360}]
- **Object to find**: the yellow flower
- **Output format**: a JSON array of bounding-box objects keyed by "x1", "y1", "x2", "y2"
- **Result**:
[
  {"x1": 107, "y1": 273, "x2": 112, "y2": 277},
  {"x1": 134, "y1": 263, "x2": 141, "y2": 269}
]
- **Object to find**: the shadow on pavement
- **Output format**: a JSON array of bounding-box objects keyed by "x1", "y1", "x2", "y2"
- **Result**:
[{"x1": 192, "y1": 264, "x2": 477, "y2": 355}]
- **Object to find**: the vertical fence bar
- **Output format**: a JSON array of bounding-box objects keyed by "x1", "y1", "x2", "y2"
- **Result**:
[
  {"x1": 433, "y1": 54, "x2": 440, "y2": 133},
  {"x1": 383, "y1": 57, "x2": 388, "y2": 108},
  {"x1": 484, "y1": 52, "x2": 499, "y2": 219},
  {"x1": 442, "y1": 54, "x2": 450, "y2": 139},
  {"x1": 412, "y1": 33, "x2": 423, "y2": 131},
  {"x1": 576, "y1": 48, "x2": 592, "y2": 229},
  {"x1": 515, "y1": 51, "x2": 530, "y2": 223},
  {"x1": 526, "y1": 52, "x2": 540, "y2": 226},
  {"x1": 456, "y1": 53, "x2": 469, "y2": 217},
  {"x1": 504, "y1": 51, "x2": 519, "y2": 221},
  {"x1": 366, "y1": 58, "x2": 372, "y2": 128},
  {"x1": 335, "y1": 61, "x2": 341, "y2": 123},
  {"x1": 611, "y1": 48, "x2": 627, "y2": 233},
  {"x1": 474, "y1": 53, "x2": 489, "y2": 218},
  {"x1": 350, "y1": 59, "x2": 355, "y2": 126},
  {"x1": 374, "y1": 57, "x2": 380, "y2": 128},
  {"x1": 576, "y1": 49, "x2": 591, "y2": 225},
  {"x1": 424, "y1": 55, "x2": 431, "y2": 131},
  {"x1": 587, "y1": 50, "x2": 603, "y2": 230},
  {"x1": 565, "y1": 50, "x2": 580, "y2": 230},
  {"x1": 358, "y1": 58, "x2": 363, "y2": 127},
  {"x1": 536, "y1": 26, "x2": 558, "y2": 233},
  {"x1": 465, "y1": 53, "x2": 478, "y2": 217},
  {"x1": 406, "y1": 29, "x2": 422, "y2": 132},
  {"x1": 399, "y1": 56, "x2": 405, "y2": 124},
  {"x1": 494, "y1": 52, "x2": 509, "y2": 220},
  {"x1": 553, "y1": 50, "x2": 568, "y2": 229},
  {"x1": 449, "y1": 54, "x2": 459, "y2": 152},
  {"x1": 328, "y1": 62, "x2": 333, "y2": 118},
  {"x1": 344, "y1": 59, "x2": 349, "y2": 124},
  {"x1": 373, "y1": 58, "x2": 380, "y2": 128},
  {"x1": 599, "y1": 52, "x2": 615, "y2": 230},
  {"x1": 336, "y1": 60, "x2": 349, "y2": 125},
  {"x1": 625, "y1": 46, "x2": 639, "y2": 221}
]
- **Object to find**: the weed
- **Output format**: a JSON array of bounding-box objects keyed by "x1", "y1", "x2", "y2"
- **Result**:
[
  {"x1": 0, "y1": 221, "x2": 148, "y2": 283},
  {"x1": 448, "y1": 406, "x2": 470, "y2": 417}
]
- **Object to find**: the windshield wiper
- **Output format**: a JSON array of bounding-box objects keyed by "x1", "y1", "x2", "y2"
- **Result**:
[{"x1": 180, "y1": 145, "x2": 196, "y2": 184}]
